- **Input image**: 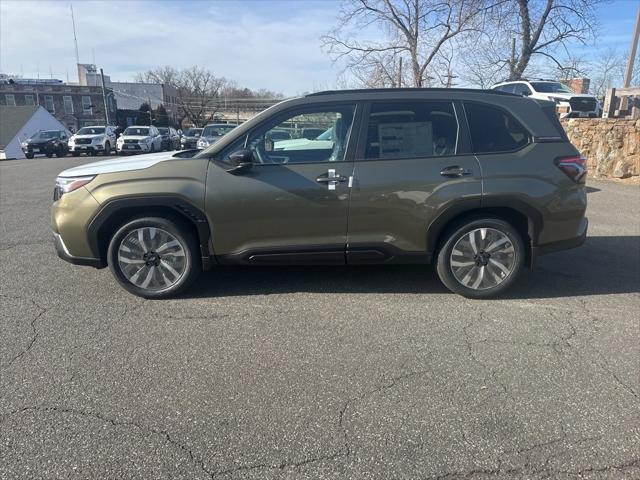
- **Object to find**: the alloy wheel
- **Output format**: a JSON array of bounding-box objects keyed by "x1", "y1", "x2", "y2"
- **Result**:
[
  {"x1": 449, "y1": 227, "x2": 516, "y2": 290},
  {"x1": 117, "y1": 227, "x2": 187, "y2": 291}
]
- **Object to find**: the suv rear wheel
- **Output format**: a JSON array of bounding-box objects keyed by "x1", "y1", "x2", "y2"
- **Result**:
[
  {"x1": 107, "y1": 217, "x2": 200, "y2": 299},
  {"x1": 436, "y1": 218, "x2": 524, "y2": 299}
]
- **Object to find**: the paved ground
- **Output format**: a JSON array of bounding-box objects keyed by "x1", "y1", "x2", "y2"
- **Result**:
[{"x1": 0, "y1": 155, "x2": 638, "y2": 480}]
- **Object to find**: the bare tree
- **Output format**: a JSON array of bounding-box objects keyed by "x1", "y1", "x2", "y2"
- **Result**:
[
  {"x1": 467, "y1": 0, "x2": 604, "y2": 83},
  {"x1": 587, "y1": 48, "x2": 626, "y2": 98},
  {"x1": 136, "y1": 66, "x2": 228, "y2": 127},
  {"x1": 322, "y1": 0, "x2": 487, "y2": 88}
]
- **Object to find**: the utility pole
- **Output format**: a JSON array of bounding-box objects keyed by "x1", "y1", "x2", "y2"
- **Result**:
[
  {"x1": 71, "y1": 4, "x2": 81, "y2": 82},
  {"x1": 620, "y1": 6, "x2": 640, "y2": 112},
  {"x1": 100, "y1": 68, "x2": 109, "y2": 125}
]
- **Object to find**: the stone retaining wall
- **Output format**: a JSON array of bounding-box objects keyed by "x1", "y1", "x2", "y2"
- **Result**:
[{"x1": 560, "y1": 118, "x2": 640, "y2": 179}]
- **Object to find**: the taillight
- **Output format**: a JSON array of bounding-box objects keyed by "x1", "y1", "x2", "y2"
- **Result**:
[{"x1": 555, "y1": 155, "x2": 587, "y2": 183}]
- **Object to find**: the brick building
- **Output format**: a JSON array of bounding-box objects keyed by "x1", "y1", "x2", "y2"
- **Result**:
[{"x1": 0, "y1": 78, "x2": 117, "y2": 132}]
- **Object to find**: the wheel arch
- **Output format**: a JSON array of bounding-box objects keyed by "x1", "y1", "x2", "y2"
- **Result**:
[
  {"x1": 87, "y1": 196, "x2": 213, "y2": 270},
  {"x1": 427, "y1": 200, "x2": 543, "y2": 269}
]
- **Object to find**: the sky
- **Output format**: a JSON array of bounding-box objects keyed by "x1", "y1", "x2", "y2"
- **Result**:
[{"x1": 0, "y1": 0, "x2": 638, "y2": 96}]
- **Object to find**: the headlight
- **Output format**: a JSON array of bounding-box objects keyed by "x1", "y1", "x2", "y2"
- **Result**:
[
  {"x1": 55, "y1": 175, "x2": 95, "y2": 194},
  {"x1": 549, "y1": 96, "x2": 567, "y2": 104},
  {"x1": 92, "y1": 136, "x2": 104, "y2": 143},
  {"x1": 21, "y1": 142, "x2": 28, "y2": 148}
]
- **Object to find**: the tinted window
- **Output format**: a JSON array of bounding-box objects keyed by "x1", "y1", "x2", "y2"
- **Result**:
[
  {"x1": 464, "y1": 102, "x2": 530, "y2": 153},
  {"x1": 241, "y1": 105, "x2": 355, "y2": 164},
  {"x1": 511, "y1": 83, "x2": 532, "y2": 96},
  {"x1": 364, "y1": 101, "x2": 457, "y2": 159},
  {"x1": 497, "y1": 84, "x2": 515, "y2": 94}
]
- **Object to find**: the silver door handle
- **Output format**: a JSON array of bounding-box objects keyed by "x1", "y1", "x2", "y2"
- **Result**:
[{"x1": 440, "y1": 166, "x2": 471, "y2": 177}]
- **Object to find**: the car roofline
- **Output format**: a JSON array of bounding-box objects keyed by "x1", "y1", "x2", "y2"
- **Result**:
[{"x1": 306, "y1": 87, "x2": 519, "y2": 97}]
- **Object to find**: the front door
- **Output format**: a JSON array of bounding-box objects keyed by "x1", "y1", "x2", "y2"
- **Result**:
[
  {"x1": 205, "y1": 104, "x2": 357, "y2": 264},
  {"x1": 346, "y1": 100, "x2": 483, "y2": 263}
]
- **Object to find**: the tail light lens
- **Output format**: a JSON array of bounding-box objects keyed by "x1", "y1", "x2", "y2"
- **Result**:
[{"x1": 555, "y1": 155, "x2": 587, "y2": 183}]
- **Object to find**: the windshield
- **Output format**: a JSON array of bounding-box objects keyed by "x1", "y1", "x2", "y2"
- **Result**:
[
  {"x1": 531, "y1": 82, "x2": 573, "y2": 93},
  {"x1": 77, "y1": 127, "x2": 105, "y2": 135},
  {"x1": 202, "y1": 125, "x2": 235, "y2": 137},
  {"x1": 30, "y1": 130, "x2": 59, "y2": 140},
  {"x1": 184, "y1": 129, "x2": 202, "y2": 137},
  {"x1": 123, "y1": 127, "x2": 149, "y2": 136}
]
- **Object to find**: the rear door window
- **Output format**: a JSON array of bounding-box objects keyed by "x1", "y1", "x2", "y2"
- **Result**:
[
  {"x1": 363, "y1": 101, "x2": 458, "y2": 159},
  {"x1": 464, "y1": 102, "x2": 530, "y2": 154}
]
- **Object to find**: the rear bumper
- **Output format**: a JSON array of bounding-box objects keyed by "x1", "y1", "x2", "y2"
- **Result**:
[
  {"x1": 532, "y1": 217, "x2": 588, "y2": 261},
  {"x1": 53, "y1": 232, "x2": 103, "y2": 268}
]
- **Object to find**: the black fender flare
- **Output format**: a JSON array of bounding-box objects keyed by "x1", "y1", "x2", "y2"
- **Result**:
[{"x1": 86, "y1": 195, "x2": 213, "y2": 270}]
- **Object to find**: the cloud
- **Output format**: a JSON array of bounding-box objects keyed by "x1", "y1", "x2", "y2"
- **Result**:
[{"x1": 0, "y1": 0, "x2": 345, "y2": 95}]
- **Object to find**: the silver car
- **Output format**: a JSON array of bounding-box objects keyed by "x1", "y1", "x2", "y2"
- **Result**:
[{"x1": 197, "y1": 123, "x2": 236, "y2": 149}]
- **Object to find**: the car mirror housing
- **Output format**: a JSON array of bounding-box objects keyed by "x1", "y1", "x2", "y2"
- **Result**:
[{"x1": 227, "y1": 149, "x2": 254, "y2": 174}]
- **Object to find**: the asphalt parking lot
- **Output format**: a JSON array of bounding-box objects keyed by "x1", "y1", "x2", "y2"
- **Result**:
[{"x1": 0, "y1": 155, "x2": 638, "y2": 479}]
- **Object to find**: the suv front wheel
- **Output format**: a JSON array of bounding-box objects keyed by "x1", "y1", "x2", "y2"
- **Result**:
[
  {"x1": 107, "y1": 217, "x2": 200, "y2": 299},
  {"x1": 436, "y1": 218, "x2": 524, "y2": 299}
]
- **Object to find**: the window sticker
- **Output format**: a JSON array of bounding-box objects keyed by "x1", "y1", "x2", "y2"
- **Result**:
[{"x1": 378, "y1": 122, "x2": 433, "y2": 158}]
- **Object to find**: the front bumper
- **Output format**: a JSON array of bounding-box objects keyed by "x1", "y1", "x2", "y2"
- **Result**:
[
  {"x1": 117, "y1": 143, "x2": 150, "y2": 153},
  {"x1": 53, "y1": 232, "x2": 102, "y2": 267},
  {"x1": 22, "y1": 144, "x2": 54, "y2": 155},
  {"x1": 70, "y1": 144, "x2": 105, "y2": 153}
]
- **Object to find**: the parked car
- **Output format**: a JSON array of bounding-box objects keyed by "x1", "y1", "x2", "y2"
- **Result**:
[
  {"x1": 197, "y1": 123, "x2": 236, "y2": 149},
  {"x1": 490, "y1": 80, "x2": 599, "y2": 118},
  {"x1": 68, "y1": 126, "x2": 117, "y2": 156},
  {"x1": 116, "y1": 125, "x2": 162, "y2": 155},
  {"x1": 266, "y1": 128, "x2": 291, "y2": 141},
  {"x1": 52, "y1": 88, "x2": 587, "y2": 299},
  {"x1": 21, "y1": 130, "x2": 69, "y2": 159},
  {"x1": 180, "y1": 128, "x2": 203, "y2": 150},
  {"x1": 157, "y1": 127, "x2": 180, "y2": 151}
]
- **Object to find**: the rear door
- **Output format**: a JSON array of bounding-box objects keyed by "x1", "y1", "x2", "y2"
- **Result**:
[{"x1": 346, "y1": 99, "x2": 482, "y2": 263}]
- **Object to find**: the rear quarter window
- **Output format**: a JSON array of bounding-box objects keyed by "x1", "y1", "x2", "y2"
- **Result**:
[{"x1": 464, "y1": 102, "x2": 531, "y2": 154}]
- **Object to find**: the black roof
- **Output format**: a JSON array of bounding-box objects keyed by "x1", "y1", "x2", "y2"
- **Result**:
[{"x1": 306, "y1": 87, "x2": 517, "y2": 97}]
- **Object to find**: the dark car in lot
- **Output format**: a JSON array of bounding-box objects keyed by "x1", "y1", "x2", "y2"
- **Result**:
[
  {"x1": 21, "y1": 130, "x2": 70, "y2": 159},
  {"x1": 52, "y1": 88, "x2": 587, "y2": 299},
  {"x1": 180, "y1": 128, "x2": 203, "y2": 150},
  {"x1": 157, "y1": 127, "x2": 180, "y2": 151}
]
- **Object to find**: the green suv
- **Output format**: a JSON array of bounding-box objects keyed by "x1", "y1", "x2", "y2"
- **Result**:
[{"x1": 52, "y1": 89, "x2": 588, "y2": 299}]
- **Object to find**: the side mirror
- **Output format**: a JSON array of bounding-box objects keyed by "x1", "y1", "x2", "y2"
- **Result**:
[
  {"x1": 522, "y1": 90, "x2": 531, "y2": 97},
  {"x1": 228, "y1": 149, "x2": 254, "y2": 174}
]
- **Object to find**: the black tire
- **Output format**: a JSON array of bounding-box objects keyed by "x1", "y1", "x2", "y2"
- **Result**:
[
  {"x1": 104, "y1": 142, "x2": 111, "y2": 155},
  {"x1": 55, "y1": 146, "x2": 66, "y2": 158},
  {"x1": 46, "y1": 152, "x2": 53, "y2": 158},
  {"x1": 25, "y1": 153, "x2": 34, "y2": 159},
  {"x1": 107, "y1": 217, "x2": 201, "y2": 299},
  {"x1": 436, "y1": 217, "x2": 524, "y2": 299}
]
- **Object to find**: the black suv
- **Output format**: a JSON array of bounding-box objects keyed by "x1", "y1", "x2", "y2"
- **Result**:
[
  {"x1": 22, "y1": 130, "x2": 69, "y2": 159},
  {"x1": 53, "y1": 88, "x2": 587, "y2": 299}
]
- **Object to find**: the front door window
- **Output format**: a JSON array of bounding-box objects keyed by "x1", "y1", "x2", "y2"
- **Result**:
[{"x1": 244, "y1": 105, "x2": 355, "y2": 165}]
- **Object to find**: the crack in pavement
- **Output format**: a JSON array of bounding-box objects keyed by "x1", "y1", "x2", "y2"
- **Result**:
[
  {"x1": 1, "y1": 294, "x2": 48, "y2": 370},
  {"x1": 0, "y1": 405, "x2": 216, "y2": 479}
]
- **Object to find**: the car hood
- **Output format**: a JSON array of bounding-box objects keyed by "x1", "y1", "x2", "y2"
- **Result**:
[
  {"x1": 58, "y1": 151, "x2": 177, "y2": 177},
  {"x1": 25, "y1": 139, "x2": 54, "y2": 145},
  {"x1": 119, "y1": 135, "x2": 150, "y2": 141},
  {"x1": 72, "y1": 134, "x2": 103, "y2": 140},
  {"x1": 543, "y1": 92, "x2": 595, "y2": 100}
]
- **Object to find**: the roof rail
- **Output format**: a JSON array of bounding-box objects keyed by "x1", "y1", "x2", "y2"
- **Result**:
[{"x1": 306, "y1": 87, "x2": 517, "y2": 97}]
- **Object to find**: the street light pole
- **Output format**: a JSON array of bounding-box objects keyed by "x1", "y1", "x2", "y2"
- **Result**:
[{"x1": 100, "y1": 68, "x2": 109, "y2": 125}]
